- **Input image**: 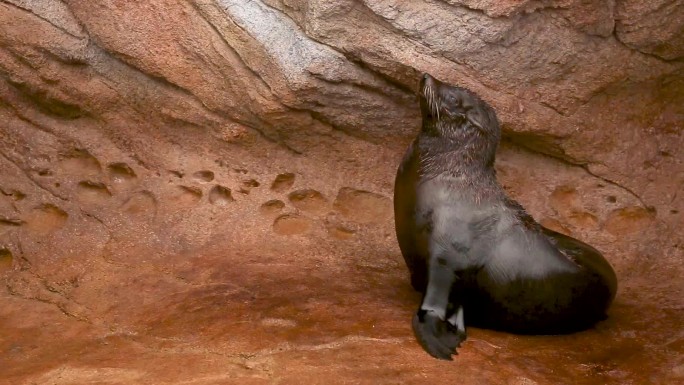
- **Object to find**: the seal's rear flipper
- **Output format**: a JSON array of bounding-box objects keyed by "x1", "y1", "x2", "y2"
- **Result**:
[{"x1": 412, "y1": 310, "x2": 465, "y2": 360}]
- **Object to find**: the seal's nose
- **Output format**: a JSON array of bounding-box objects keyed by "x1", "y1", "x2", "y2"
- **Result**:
[{"x1": 420, "y1": 73, "x2": 433, "y2": 89}]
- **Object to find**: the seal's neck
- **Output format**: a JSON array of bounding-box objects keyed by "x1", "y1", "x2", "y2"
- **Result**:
[{"x1": 417, "y1": 132, "x2": 498, "y2": 181}]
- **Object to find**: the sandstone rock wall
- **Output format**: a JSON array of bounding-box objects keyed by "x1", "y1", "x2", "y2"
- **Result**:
[
  {"x1": 1, "y1": 0, "x2": 682, "y2": 272},
  {"x1": 1, "y1": 1, "x2": 683, "y2": 383}
]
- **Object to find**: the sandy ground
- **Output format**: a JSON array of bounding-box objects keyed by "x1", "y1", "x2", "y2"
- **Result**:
[{"x1": 1, "y1": 134, "x2": 682, "y2": 385}]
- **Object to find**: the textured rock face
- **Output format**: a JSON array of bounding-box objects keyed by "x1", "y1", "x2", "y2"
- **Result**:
[{"x1": 0, "y1": 1, "x2": 682, "y2": 384}]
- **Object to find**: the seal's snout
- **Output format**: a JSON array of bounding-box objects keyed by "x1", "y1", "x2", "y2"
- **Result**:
[
  {"x1": 421, "y1": 73, "x2": 433, "y2": 88},
  {"x1": 419, "y1": 73, "x2": 439, "y2": 119},
  {"x1": 420, "y1": 73, "x2": 435, "y2": 98}
]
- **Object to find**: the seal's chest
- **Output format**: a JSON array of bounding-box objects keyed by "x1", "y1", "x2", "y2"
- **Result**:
[{"x1": 416, "y1": 176, "x2": 471, "y2": 205}]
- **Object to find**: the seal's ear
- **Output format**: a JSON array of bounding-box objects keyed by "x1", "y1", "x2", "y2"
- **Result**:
[{"x1": 466, "y1": 112, "x2": 484, "y2": 131}]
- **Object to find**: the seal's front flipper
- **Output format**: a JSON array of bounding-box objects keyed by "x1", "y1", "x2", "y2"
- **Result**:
[
  {"x1": 446, "y1": 305, "x2": 467, "y2": 346},
  {"x1": 412, "y1": 250, "x2": 463, "y2": 360},
  {"x1": 412, "y1": 309, "x2": 465, "y2": 360}
]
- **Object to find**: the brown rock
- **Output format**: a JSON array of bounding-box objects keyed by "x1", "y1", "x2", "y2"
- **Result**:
[
  {"x1": 272, "y1": 213, "x2": 312, "y2": 235},
  {"x1": 0, "y1": 1, "x2": 682, "y2": 384},
  {"x1": 615, "y1": 0, "x2": 684, "y2": 60},
  {"x1": 603, "y1": 206, "x2": 655, "y2": 236},
  {"x1": 549, "y1": 185, "x2": 581, "y2": 217},
  {"x1": 271, "y1": 173, "x2": 296, "y2": 193},
  {"x1": 0, "y1": 248, "x2": 13, "y2": 272},
  {"x1": 260, "y1": 199, "x2": 286, "y2": 216},
  {"x1": 540, "y1": 217, "x2": 572, "y2": 236},
  {"x1": 208, "y1": 185, "x2": 234, "y2": 205},
  {"x1": 23, "y1": 204, "x2": 69, "y2": 234},
  {"x1": 333, "y1": 187, "x2": 392, "y2": 224},
  {"x1": 287, "y1": 189, "x2": 328, "y2": 215}
]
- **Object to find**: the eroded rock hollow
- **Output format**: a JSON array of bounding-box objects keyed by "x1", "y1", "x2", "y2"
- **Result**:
[{"x1": 1, "y1": 1, "x2": 683, "y2": 384}]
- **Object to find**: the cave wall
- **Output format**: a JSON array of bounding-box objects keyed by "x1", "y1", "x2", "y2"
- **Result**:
[
  {"x1": 0, "y1": 1, "x2": 683, "y2": 383},
  {"x1": 1, "y1": 0, "x2": 681, "y2": 272}
]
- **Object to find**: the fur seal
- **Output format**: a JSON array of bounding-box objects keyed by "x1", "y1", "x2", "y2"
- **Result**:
[{"x1": 394, "y1": 73, "x2": 618, "y2": 360}]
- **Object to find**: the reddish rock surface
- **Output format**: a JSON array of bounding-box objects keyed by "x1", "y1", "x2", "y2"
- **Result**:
[{"x1": 0, "y1": 1, "x2": 682, "y2": 384}]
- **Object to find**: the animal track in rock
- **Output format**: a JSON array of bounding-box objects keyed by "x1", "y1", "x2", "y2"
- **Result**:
[
  {"x1": 0, "y1": 217, "x2": 24, "y2": 235},
  {"x1": 77, "y1": 181, "x2": 112, "y2": 204},
  {"x1": 0, "y1": 248, "x2": 12, "y2": 272},
  {"x1": 208, "y1": 185, "x2": 234, "y2": 205},
  {"x1": 239, "y1": 179, "x2": 260, "y2": 195},
  {"x1": 59, "y1": 149, "x2": 102, "y2": 176},
  {"x1": 603, "y1": 206, "x2": 654, "y2": 236},
  {"x1": 193, "y1": 170, "x2": 215, "y2": 182},
  {"x1": 288, "y1": 189, "x2": 328, "y2": 215},
  {"x1": 24, "y1": 203, "x2": 68, "y2": 234},
  {"x1": 0, "y1": 188, "x2": 26, "y2": 201},
  {"x1": 243, "y1": 179, "x2": 260, "y2": 188},
  {"x1": 271, "y1": 173, "x2": 295, "y2": 193},
  {"x1": 566, "y1": 211, "x2": 599, "y2": 229},
  {"x1": 333, "y1": 187, "x2": 392, "y2": 224},
  {"x1": 548, "y1": 185, "x2": 599, "y2": 229},
  {"x1": 0, "y1": 218, "x2": 24, "y2": 227},
  {"x1": 173, "y1": 186, "x2": 203, "y2": 206},
  {"x1": 549, "y1": 185, "x2": 581, "y2": 216},
  {"x1": 260, "y1": 199, "x2": 285, "y2": 216},
  {"x1": 273, "y1": 214, "x2": 312, "y2": 235},
  {"x1": 108, "y1": 162, "x2": 137, "y2": 185},
  {"x1": 122, "y1": 191, "x2": 158, "y2": 218},
  {"x1": 326, "y1": 224, "x2": 356, "y2": 240}
]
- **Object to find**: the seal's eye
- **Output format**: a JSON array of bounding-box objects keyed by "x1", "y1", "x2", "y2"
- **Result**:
[
  {"x1": 445, "y1": 96, "x2": 465, "y2": 119},
  {"x1": 448, "y1": 96, "x2": 460, "y2": 107}
]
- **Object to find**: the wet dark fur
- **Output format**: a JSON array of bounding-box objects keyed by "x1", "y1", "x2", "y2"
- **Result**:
[{"x1": 394, "y1": 74, "x2": 618, "y2": 360}]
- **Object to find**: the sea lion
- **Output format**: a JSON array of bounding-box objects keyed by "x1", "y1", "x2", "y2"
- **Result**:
[{"x1": 394, "y1": 73, "x2": 618, "y2": 360}]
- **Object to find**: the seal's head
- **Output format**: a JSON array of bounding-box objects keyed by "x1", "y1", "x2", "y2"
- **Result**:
[
  {"x1": 419, "y1": 73, "x2": 500, "y2": 167},
  {"x1": 419, "y1": 73, "x2": 499, "y2": 138}
]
